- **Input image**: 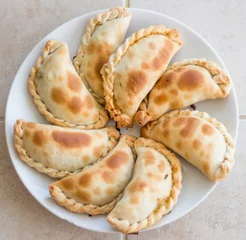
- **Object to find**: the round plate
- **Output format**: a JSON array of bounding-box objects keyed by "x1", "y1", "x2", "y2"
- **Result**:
[{"x1": 5, "y1": 8, "x2": 239, "y2": 233}]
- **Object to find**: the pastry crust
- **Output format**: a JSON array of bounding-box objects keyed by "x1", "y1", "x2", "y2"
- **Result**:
[
  {"x1": 107, "y1": 138, "x2": 182, "y2": 233},
  {"x1": 28, "y1": 40, "x2": 109, "y2": 129},
  {"x1": 74, "y1": 8, "x2": 131, "y2": 105},
  {"x1": 49, "y1": 135, "x2": 137, "y2": 215},
  {"x1": 135, "y1": 58, "x2": 232, "y2": 126},
  {"x1": 14, "y1": 119, "x2": 119, "y2": 178},
  {"x1": 141, "y1": 110, "x2": 235, "y2": 182},
  {"x1": 102, "y1": 25, "x2": 183, "y2": 128}
]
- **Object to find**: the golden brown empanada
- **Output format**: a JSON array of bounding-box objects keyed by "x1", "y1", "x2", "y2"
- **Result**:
[
  {"x1": 74, "y1": 8, "x2": 131, "y2": 105},
  {"x1": 135, "y1": 59, "x2": 232, "y2": 126},
  {"x1": 14, "y1": 120, "x2": 119, "y2": 178},
  {"x1": 29, "y1": 40, "x2": 109, "y2": 129},
  {"x1": 107, "y1": 138, "x2": 182, "y2": 233},
  {"x1": 141, "y1": 110, "x2": 235, "y2": 182},
  {"x1": 49, "y1": 135, "x2": 136, "y2": 215},
  {"x1": 102, "y1": 25, "x2": 183, "y2": 128}
]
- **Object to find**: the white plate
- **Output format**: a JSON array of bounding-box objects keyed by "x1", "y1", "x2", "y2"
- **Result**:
[{"x1": 5, "y1": 8, "x2": 239, "y2": 233}]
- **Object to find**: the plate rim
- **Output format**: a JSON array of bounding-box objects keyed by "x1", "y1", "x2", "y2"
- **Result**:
[{"x1": 5, "y1": 7, "x2": 239, "y2": 234}]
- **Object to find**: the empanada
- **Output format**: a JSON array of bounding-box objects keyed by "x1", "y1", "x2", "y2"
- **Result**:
[
  {"x1": 102, "y1": 25, "x2": 183, "y2": 128},
  {"x1": 49, "y1": 135, "x2": 136, "y2": 215},
  {"x1": 74, "y1": 8, "x2": 131, "y2": 105},
  {"x1": 135, "y1": 59, "x2": 232, "y2": 126},
  {"x1": 141, "y1": 110, "x2": 235, "y2": 182},
  {"x1": 14, "y1": 120, "x2": 119, "y2": 178},
  {"x1": 107, "y1": 138, "x2": 182, "y2": 233},
  {"x1": 29, "y1": 40, "x2": 109, "y2": 129}
]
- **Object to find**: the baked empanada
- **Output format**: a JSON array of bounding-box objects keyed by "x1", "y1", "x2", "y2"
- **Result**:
[
  {"x1": 29, "y1": 40, "x2": 109, "y2": 129},
  {"x1": 14, "y1": 120, "x2": 119, "y2": 178},
  {"x1": 49, "y1": 135, "x2": 136, "y2": 215},
  {"x1": 102, "y1": 25, "x2": 183, "y2": 128},
  {"x1": 141, "y1": 110, "x2": 235, "y2": 182},
  {"x1": 135, "y1": 59, "x2": 232, "y2": 126},
  {"x1": 74, "y1": 8, "x2": 131, "y2": 105},
  {"x1": 107, "y1": 138, "x2": 182, "y2": 233}
]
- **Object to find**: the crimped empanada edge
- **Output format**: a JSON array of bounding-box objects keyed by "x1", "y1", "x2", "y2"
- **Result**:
[
  {"x1": 14, "y1": 119, "x2": 120, "y2": 179},
  {"x1": 107, "y1": 137, "x2": 182, "y2": 234},
  {"x1": 28, "y1": 40, "x2": 109, "y2": 129},
  {"x1": 141, "y1": 109, "x2": 235, "y2": 182},
  {"x1": 74, "y1": 7, "x2": 131, "y2": 105},
  {"x1": 102, "y1": 25, "x2": 183, "y2": 128}
]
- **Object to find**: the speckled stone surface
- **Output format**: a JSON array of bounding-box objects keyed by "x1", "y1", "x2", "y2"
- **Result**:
[{"x1": 1, "y1": 0, "x2": 246, "y2": 239}]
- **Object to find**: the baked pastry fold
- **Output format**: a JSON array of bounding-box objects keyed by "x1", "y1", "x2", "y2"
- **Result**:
[
  {"x1": 107, "y1": 138, "x2": 182, "y2": 233},
  {"x1": 141, "y1": 110, "x2": 235, "y2": 182},
  {"x1": 135, "y1": 59, "x2": 232, "y2": 126},
  {"x1": 14, "y1": 120, "x2": 119, "y2": 178},
  {"x1": 74, "y1": 8, "x2": 131, "y2": 105},
  {"x1": 29, "y1": 40, "x2": 108, "y2": 129},
  {"x1": 102, "y1": 25, "x2": 182, "y2": 127},
  {"x1": 49, "y1": 135, "x2": 136, "y2": 215}
]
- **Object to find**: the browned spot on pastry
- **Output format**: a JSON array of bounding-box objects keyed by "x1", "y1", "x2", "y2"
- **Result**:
[
  {"x1": 79, "y1": 173, "x2": 92, "y2": 187},
  {"x1": 23, "y1": 130, "x2": 31, "y2": 138},
  {"x1": 130, "y1": 196, "x2": 139, "y2": 204},
  {"x1": 192, "y1": 139, "x2": 201, "y2": 150},
  {"x1": 162, "y1": 129, "x2": 169, "y2": 139},
  {"x1": 170, "y1": 88, "x2": 178, "y2": 96},
  {"x1": 93, "y1": 187, "x2": 101, "y2": 195},
  {"x1": 58, "y1": 76, "x2": 63, "y2": 81},
  {"x1": 95, "y1": 132, "x2": 103, "y2": 138},
  {"x1": 148, "y1": 42, "x2": 156, "y2": 50},
  {"x1": 52, "y1": 131, "x2": 91, "y2": 148},
  {"x1": 173, "y1": 117, "x2": 186, "y2": 127},
  {"x1": 127, "y1": 71, "x2": 147, "y2": 97},
  {"x1": 155, "y1": 73, "x2": 174, "y2": 89},
  {"x1": 93, "y1": 144, "x2": 105, "y2": 158},
  {"x1": 202, "y1": 124, "x2": 215, "y2": 136},
  {"x1": 200, "y1": 150, "x2": 205, "y2": 157},
  {"x1": 86, "y1": 70, "x2": 93, "y2": 80},
  {"x1": 84, "y1": 95, "x2": 94, "y2": 110},
  {"x1": 161, "y1": 120, "x2": 171, "y2": 129},
  {"x1": 142, "y1": 40, "x2": 173, "y2": 70},
  {"x1": 106, "y1": 151, "x2": 129, "y2": 169},
  {"x1": 67, "y1": 70, "x2": 82, "y2": 92},
  {"x1": 203, "y1": 163, "x2": 210, "y2": 176},
  {"x1": 170, "y1": 100, "x2": 182, "y2": 109},
  {"x1": 144, "y1": 151, "x2": 156, "y2": 165},
  {"x1": 176, "y1": 141, "x2": 182, "y2": 150},
  {"x1": 154, "y1": 94, "x2": 169, "y2": 105},
  {"x1": 82, "y1": 155, "x2": 90, "y2": 164},
  {"x1": 67, "y1": 96, "x2": 83, "y2": 114},
  {"x1": 76, "y1": 190, "x2": 92, "y2": 203},
  {"x1": 106, "y1": 187, "x2": 115, "y2": 195},
  {"x1": 101, "y1": 170, "x2": 115, "y2": 183},
  {"x1": 129, "y1": 179, "x2": 148, "y2": 193},
  {"x1": 60, "y1": 178, "x2": 74, "y2": 190},
  {"x1": 87, "y1": 61, "x2": 92, "y2": 68},
  {"x1": 25, "y1": 122, "x2": 37, "y2": 129},
  {"x1": 57, "y1": 46, "x2": 67, "y2": 56},
  {"x1": 51, "y1": 87, "x2": 68, "y2": 104},
  {"x1": 180, "y1": 118, "x2": 200, "y2": 138},
  {"x1": 33, "y1": 131, "x2": 46, "y2": 147},
  {"x1": 177, "y1": 69, "x2": 203, "y2": 91},
  {"x1": 87, "y1": 41, "x2": 96, "y2": 55},
  {"x1": 158, "y1": 161, "x2": 166, "y2": 172}
]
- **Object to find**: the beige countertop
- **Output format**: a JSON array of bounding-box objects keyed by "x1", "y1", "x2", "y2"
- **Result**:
[{"x1": 1, "y1": 0, "x2": 245, "y2": 239}]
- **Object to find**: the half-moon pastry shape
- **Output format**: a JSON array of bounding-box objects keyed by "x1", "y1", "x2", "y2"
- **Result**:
[
  {"x1": 135, "y1": 59, "x2": 232, "y2": 126},
  {"x1": 29, "y1": 40, "x2": 109, "y2": 129},
  {"x1": 107, "y1": 138, "x2": 182, "y2": 233},
  {"x1": 14, "y1": 120, "x2": 119, "y2": 178},
  {"x1": 49, "y1": 135, "x2": 136, "y2": 215},
  {"x1": 102, "y1": 25, "x2": 183, "y2": 128},
  {"x1": 74, "y1": 8, "x2": 131, "y2": 105},
  {"x1": 141, "y1": 110, "x2": 235, "y2": 182}
]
